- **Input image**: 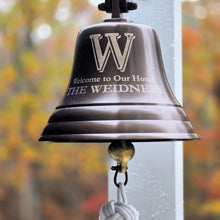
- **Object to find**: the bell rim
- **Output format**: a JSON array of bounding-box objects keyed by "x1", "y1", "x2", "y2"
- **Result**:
[
  {"x1": 39, "y1": 104, "x2": 199, "y2": 143},
  {"x1": 39, "y1": 133, "x2": 199, "y2": 143}
]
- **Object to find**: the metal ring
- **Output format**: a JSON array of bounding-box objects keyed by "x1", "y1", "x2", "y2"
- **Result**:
[{"x1": 114, "y1": 169, "x2": 128, "y2": 187}]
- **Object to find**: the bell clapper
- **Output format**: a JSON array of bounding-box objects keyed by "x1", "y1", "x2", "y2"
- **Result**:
[
  {"x1": 108, "y1": 141, "x2": 135, "y2": 187},
  {"x1": 100, "y1": 141, "x2": 139, "y2": 219}
]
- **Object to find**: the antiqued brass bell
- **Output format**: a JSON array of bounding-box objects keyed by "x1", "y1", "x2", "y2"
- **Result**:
[{"x1": 39, "y1": 0, "x2": 199, "y2": 143}]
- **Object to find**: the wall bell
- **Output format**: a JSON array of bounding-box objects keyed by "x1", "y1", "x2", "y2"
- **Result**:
[{"x1": 39, "y1": 0, "x2": 199, "y2": 143}]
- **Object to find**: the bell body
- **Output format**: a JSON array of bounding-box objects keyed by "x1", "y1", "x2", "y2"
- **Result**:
[{"x1": 39, "y1": 21, "x2": 199, "y2": 142}]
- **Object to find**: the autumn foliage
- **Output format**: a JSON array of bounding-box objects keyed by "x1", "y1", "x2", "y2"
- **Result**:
[
  {"x1": 0, "y1": 0, "x2": 107, "y2": 219},
  {"x1": 183, "y1": 1, "x2": 220, "y2": 219}
]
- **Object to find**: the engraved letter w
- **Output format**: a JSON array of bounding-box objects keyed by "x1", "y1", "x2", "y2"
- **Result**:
[{"x1": 90, "y1": 33, "x2": 135, "y2": 72}]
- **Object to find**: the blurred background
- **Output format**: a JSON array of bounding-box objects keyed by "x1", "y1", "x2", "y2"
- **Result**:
[{"x1": 0, "y1": 0, "x2": 219, "y2": 219}]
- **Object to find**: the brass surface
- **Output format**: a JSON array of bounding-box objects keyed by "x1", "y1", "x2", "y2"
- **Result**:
[
  {"x1": 39, "y1": 22, "x2": 199, "y2": 142},
  {"x1": 108, "y1": 141, "x2": 135, "y2": 173}
]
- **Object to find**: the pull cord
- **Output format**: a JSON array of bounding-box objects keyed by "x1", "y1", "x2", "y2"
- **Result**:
[{"x1": 99, "y1": 182, "x2": 140, "y2": 220}]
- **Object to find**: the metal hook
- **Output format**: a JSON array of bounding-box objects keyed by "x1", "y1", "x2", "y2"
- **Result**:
[{"x1": 111, "y1": 165, "x2": 128, "y2": 187}]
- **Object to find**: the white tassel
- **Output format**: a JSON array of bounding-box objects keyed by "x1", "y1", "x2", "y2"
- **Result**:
[{"x1": 99, "y1": 183, "x2": 139, "y2": 220}]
